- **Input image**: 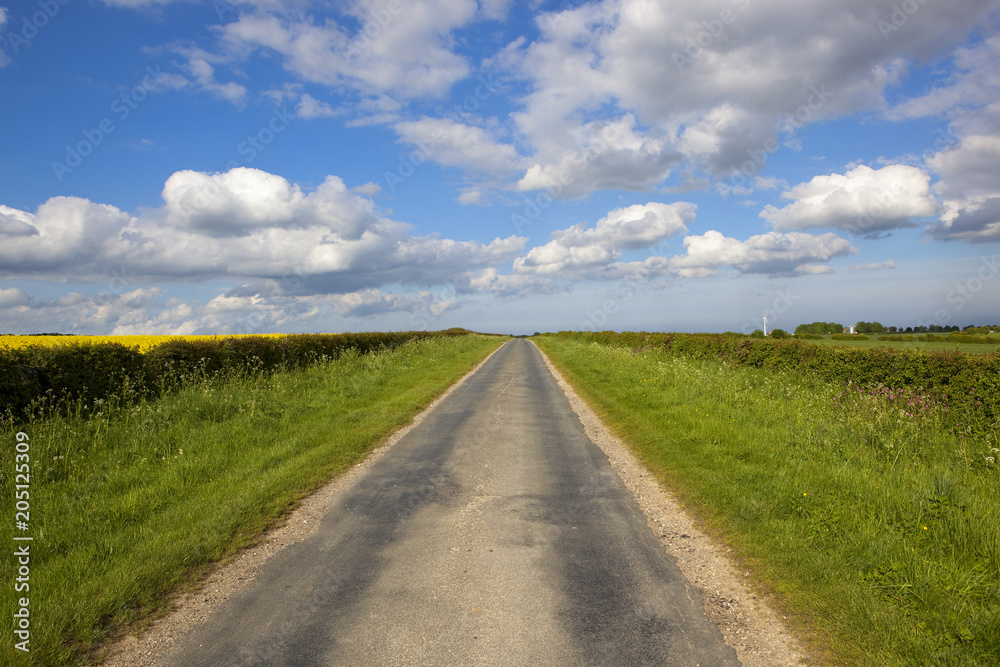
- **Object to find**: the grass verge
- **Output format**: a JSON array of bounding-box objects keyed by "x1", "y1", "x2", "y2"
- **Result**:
[
  {"x1": 1, "y1": 334, "x2": 506, "y2": 665},
  {"x1": 533, "y1": 335, "x2": 999, "y2": 666}
]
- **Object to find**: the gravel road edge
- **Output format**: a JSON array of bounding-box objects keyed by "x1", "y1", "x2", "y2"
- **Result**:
[
  {"x1": 100, "y1": 342, "x2": 508, "y2": 666},
  {"x1": 102, "y1": 338, "x2": 813, "y2": 666},
  {"x1": 533, "y1": 340, "x2": 813, "y2": 666}
]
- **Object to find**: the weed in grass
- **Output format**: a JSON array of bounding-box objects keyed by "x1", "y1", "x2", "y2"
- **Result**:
[
  {"x1": 535, "y1": 335, "x2": 1000, "y2": 666},
  {"x1": 0, "y1": 334, "x2": 505, "y2": 666}
]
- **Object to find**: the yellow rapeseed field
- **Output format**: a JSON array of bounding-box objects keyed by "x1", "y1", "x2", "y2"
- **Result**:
[{"x1": 0, "y1": 334, "x2": 287, "y2": 353}]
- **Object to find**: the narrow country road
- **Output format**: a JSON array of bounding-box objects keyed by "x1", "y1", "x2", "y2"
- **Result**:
[{"x1": 156, "y1": 339, "x2": 740, "y2": 666}]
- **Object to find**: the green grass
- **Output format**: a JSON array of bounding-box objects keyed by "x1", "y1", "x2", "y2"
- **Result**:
[
  {"x1": 534, "y1": 335, "x2": 1000, "y2": 666},
  {"x1": 801, "y1": 335, "x2": 1000, "y2": 354},
  {"x1": 0, "y1": 334, "x2": 505, "y2": 666}
]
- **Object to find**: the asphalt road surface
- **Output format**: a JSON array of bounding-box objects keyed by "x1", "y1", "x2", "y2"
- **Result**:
[{"x1": 157, "y1": 339, "x2": 740, "y2": 666}]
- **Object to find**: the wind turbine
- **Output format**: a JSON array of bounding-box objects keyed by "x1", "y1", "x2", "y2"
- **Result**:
[{"x1": 762, "y1": 315, "x2": 768, "y2": 336}]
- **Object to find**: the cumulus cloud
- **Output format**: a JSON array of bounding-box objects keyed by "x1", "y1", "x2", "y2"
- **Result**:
[
  {"x1": 503, "y1": 0, "x2": 995, "y2": 195},
  {"x1": 466, "y1": 268, "x2": 568, "y2": 299},
  {"x1": 218, "y1": 0, "x2": 477, "y2": 100},
  {"x1": 184, "y1": 57, "x2": 248, "y2": 105},
  {"x1": 515, "y1": 116, "x2": 682, "y2": 198},
  {"x1": 513, "y1": 202, "x2": 695, "y2": 277},
  {"x1": 297, "y1": 93, "x2": 338, "y2": 119},
  {"x1": 0, "y1": 288, "x2": 180, "y2": 336},
  {"x1": 889, "y1": 35, "x2": 1000, "y2": 121},
  {"x1": 0, "y1": 197, "x2": 134, "y2": 273},
  {"x1": 394, "y1": 117, "x2": 522, "y2": 174},
  {"x1": 0, "y1": 206, "x2": 39, "y2": 236},
  {"x1": 760, "y1": 165, "x2": 937, "y2": 235},
  {"x1": 0, "y1": 287, "x2": 29, "y2": 309},
  {"x1": 669, "y1": 230, "x2": 857, "y2": 277},
  {"x1": 881, "y1": 33, "x2": 1000, "y2": 243},
  {"x1": 923, "y1": 110, "x2": 1000, "y2": 241},
  {"x1": 159, "y1": 168, "x2": 380, "y2": 239},
  {"x1": 0, "y1": 167, "x2": 526, "y2": 297},
  {"x1": 928, "y1": 196, "x2": 1000, "y2": 243}
]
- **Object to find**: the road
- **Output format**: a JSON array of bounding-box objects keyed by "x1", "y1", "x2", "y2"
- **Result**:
[{"x1": 157, "y1": 338, "x2": 740, "y2": 666}]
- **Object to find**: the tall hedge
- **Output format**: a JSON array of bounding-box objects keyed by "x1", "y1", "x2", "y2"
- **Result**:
[
  {"x1": 555, "y1": 331, "x2": 999, "y2": 433},
  {"x1": 0, "y1": 330, "x2": 472, "y2": 423}
]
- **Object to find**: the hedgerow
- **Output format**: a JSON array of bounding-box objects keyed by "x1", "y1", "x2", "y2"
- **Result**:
[
  {"x1": 0, "y1": 330, "x2": 473, "y2": 422},
  {"x1": 554, "y1": 331, "x2": 1000, "y2": 436}
]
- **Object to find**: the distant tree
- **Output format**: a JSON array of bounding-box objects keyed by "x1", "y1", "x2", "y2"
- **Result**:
[
  {"x1": 904, "y1": 326, "x2": 913, "y2": 333},
  {"x1": 750, "y1": 328, "x2": 765, "y2": 338},
  {"x1": 856, "y1": 321, "x2": 887, "y2": 334},
  {"x1": 795, "y1": 321, "x2": 843, "y2": 334},
  {"x1": 888, "y1": 326, "x2": 897, "y2": 333},
  {"x1": 769, "y1": 328, "x2": 789, "y2": 339}
]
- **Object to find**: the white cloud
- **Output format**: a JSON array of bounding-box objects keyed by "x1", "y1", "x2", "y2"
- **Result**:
[
  {"x1": 0, "y1": 8, "x2": 9, "y2": 67},
  {"x1": 478, "y1": 0, "x2": 514, "y2": 21},
  {"x1": 0, "y1": 197, "x2": 134, "y2": 273},
  {"x1": 394, "y1": 117, "x2": 522, "y2": 174},
  {"x1": 296, "y1": 93, "x2": 338, "y2": 119},
  {"x1": 0, "y1": 287, "x2": 29, "y2": 309},
  {"x1": 219, "y1": 0, "x2": 477, "y2": 100},
  {"x1": 515, "y1": 115, "x2": 681, "y2": 198},
  {"x1": 504, "y1": 0, "x2": 996, "y2": 196},
  {"x1": 0, "y1": 206, "x2": 39, "y2": 236},
  {"x1": 513, "y1": 202, "x2": 695, "y2": 277},
  {"x1": 882, "y1": 34, "x2": 1000, "y2": 243},
  {"x1": 457, "y1": 188, "x2": 484, "y2": 205},
  {"x1": 466, "y1": 267, "x2": 568, "y2": 298},
  {"x1": 0, "y1": 288, "x2": 179, "y2": 336},
  {"x1": 928, "y1": 196, "x2": 1000, "y2": 243},
  {"x1": 760, "y1": 164, "x2": 937, "y2": 235},
  {"x1": 0, "y1": 168, "x2": 527, "y2": 296},
  {"x1": 929, "y1": 132, "x2": 1000, "y2": 202},
  {"x1": 889, "y1": 35, "x2": 1000, "y2": 121},
  {"x1": 851, "y1": 259, "x2": 896, "y2": 271},
  {"x1": 669, "y1": 230, "x2": 857, "y2": 277},
  {"x1": 184, "y1": 57, "x2": 248, "y2": 106},
  {"x1": 794, "y1": 264, "x2": 834, "y2": 275},
  {"x1": 924, "y1": 108, "x2": 1000, "y2": 241}
]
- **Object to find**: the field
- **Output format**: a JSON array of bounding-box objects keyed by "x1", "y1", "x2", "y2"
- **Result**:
[
  {"x1": 534, "y1": 334, "x2": 999, "y2": 665},
  {"x1": 4, "y1": 330, "x2": 997, "y2": 665},
  {"x1": 800, "y1": 334, "x2": 1000, "y2": 355},
  {"x1": 0, "y1": 334, "x2": 286, "y2": 353},
  {"x1": 0, "y1": 334, "x2": 506, "y2": 665}
]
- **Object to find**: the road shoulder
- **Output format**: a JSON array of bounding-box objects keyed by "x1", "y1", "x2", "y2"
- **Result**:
[
  {"x1": 532, "y1": 340, "x2": 812, "y2": 667},
  {"x1": 99, "y1": 342, "x2": 509, "y2": 667}
]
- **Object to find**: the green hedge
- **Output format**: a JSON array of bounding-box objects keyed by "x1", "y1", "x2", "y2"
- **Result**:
[
  {"x1": 552, "y1": 331, "x2": 1000, "y2": 436},
  {"x1": 0, "y1": 330, "x2": 473, "y2": 422}
]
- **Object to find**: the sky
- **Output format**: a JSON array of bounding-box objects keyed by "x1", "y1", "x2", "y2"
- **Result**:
[{"x1": 1, "y1": 0, "x2": 998, "y2": 336}]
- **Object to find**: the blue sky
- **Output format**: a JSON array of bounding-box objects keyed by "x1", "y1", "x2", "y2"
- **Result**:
[{"x1": 1, "y1": 0, "x2": 998, "y2": 335}]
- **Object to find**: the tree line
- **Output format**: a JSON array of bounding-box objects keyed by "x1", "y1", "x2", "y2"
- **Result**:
[{"x1": 794, "y1": 321, "x2": 998, "y2": 335}]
